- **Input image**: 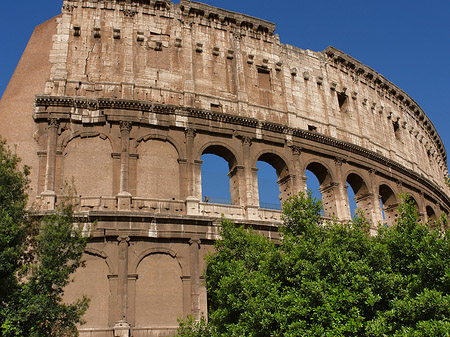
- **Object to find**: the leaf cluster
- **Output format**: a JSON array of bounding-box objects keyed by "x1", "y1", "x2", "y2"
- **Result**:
[{"x1": 177, "y1": 192, "x2": 450, "y2": 337}]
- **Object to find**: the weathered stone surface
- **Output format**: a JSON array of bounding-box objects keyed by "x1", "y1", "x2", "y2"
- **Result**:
[{"x1": 0, "y1": 0, "x2": 449, "y2": 335}]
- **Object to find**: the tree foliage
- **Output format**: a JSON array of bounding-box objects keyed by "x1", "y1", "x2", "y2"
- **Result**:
[
  {"x1": 177, "y1": 192, "x2": 450, "y2": 337},
  {"x1": 0, "y1": 138, "x2": 89, "y2": 337}
]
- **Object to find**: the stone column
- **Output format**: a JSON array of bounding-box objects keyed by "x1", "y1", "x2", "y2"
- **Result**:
[
  {"x1": 185, "y1": 128, "x2": 197, "y2": 196},
  {"x1": 290, "y1": 145, "x2": 304, "y2": 195},
  {"x1": 334, "y1": 157, "x2": 351, "y2": 221},
  {"x1": 118, "y1": 121, "x2": 132, "y2": 211},
  {"x1": 185, "y1": 129, "x2": 200, "y2": 215},
  {"x1": 189, "y1": 238, "x2": 201, "y2": 320},
  {"x1": 368, "y1": 169, "x2": 383, "y2": 232},
  {"x1": 114, "y1": 235, "x2": 131, "y2": 337},
  {"x1": 42, "y1": 117, "x2": 59, "y2": 210},
  {"x1": 241, "y1": 136, "x2": 258, "y2": 219}
]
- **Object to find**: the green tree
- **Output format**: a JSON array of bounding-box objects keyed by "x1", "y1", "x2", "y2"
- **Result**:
[
  {"x1": 0, "y1": 138, "x2": 89, "y2": 337},
  {"x1": 177, "y1": 192, "x2": 450, "y2": 337}
]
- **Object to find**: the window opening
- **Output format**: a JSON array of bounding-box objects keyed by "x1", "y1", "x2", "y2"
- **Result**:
[
  {"x1": 201, "y1": 154, "x2": 231, "y2": 205},
  {"x1": 257, "y1": 161, "x2": 281, "y2": 210},
  {"x1": 257, "y1": 67, "x2": 271, "y2": 90},
  {"x1": 337, "y1": 91, "x2": 348, "y2": 113}
]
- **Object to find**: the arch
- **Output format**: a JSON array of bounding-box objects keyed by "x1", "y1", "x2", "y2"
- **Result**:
[
  {"x1": 256, "y1": 151, "x2": 291, "y2": 208},
  {"x1": 59, "y1": 130, "x2": 118, "y2": 153},
  {"x1": 197, "y1": 141, "x2": 241, "y2": 167},
  {"x1": 345, "y1": 173, "x2": 369, "y2": 215},
  {"x1": 62, "y1": 136, "x2": 113, "y2": 196},
  {"x1": 64, "y1": 254, "x2": 110, "y2": 328},
  {"x1": 304, "y1": 160, "x2": 335, "y2": 218},
  {"x1": 200, "y1": 143, "x2": 240, "y2": 205},
  {"x1": 135, "y1": 252, "x2": 183, "y2": 327},
  {"x1": 379, "y1": 183, "x2": 398, "y2": 226},
  {"x1": 136, "y1": 138, "x2": 180, "y2": 199},
  {"x1": 132, "y1": 247, "x2": 182, "y2": 275},
  {"x1": 426, "y1": 205, "x2": 437, "y2": 223},
  {"x1": 84, "y1": 247, "x2": 115, "y2": 275},
  {"x1": 304, "y1": 160, "x2": 334, "y2": 186},
  {"x1": 253, "y1": 150, "x2": 290, "y2": 178},
  {"x1": 136, "y1": 132, "x2": 185, "y2": 159}
]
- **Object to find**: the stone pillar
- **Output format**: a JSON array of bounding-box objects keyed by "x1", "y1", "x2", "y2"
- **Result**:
[
  {"x1": 368, "y1": 170, "x2": 383, "y2": 232},
  {"x1": 241, "y1": 136, "x2": 253, "y2": 204},
  {"x1": 189, "y1": 238, "x2": 201, "y2": 320},
  {"x1": 290, "y1": 145, "x2": 303, "y2": 195},
  {"x1": 241, "y1": 136, "x2": 258, "y2": 219},
  {"x1": 114, "y1": 235, "x2": 131, "y2": 337},
  {"x1": 118, "y1": 121, "x2": 132, "y2": 211},
  {"x1": 334, "y1": 157, "x2": 351, "y2": 221},
  {"x1": 185, "y1": 128, "x2": 196, "y2": 197},
  {"x1": 42, "y1": 117, "x2": 59, "y2": 210}
]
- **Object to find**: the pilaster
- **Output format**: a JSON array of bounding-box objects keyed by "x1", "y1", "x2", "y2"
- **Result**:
[{"x1": 118, "y1": 121, "x2": 132, "y2": 210}]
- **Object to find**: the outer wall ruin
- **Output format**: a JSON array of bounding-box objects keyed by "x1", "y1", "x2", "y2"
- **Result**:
[{"x1": 0, "y1": 1, "x2": 449, "y2": 336}]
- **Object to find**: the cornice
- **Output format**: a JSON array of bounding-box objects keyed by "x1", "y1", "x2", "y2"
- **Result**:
[{"x1": 179, "y1": 0, "x2": 276, "y2": 35}]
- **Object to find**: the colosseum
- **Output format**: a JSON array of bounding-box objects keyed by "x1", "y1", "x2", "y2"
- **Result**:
[{"x1": 0, "y1": 0, "x2": 449, "y2": 336}]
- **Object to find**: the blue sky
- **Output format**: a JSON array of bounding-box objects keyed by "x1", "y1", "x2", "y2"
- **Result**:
[{"x1": 0, "y1": 0, "x2": 449, "y2": 210}]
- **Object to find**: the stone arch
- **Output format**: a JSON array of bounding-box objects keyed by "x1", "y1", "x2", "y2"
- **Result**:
[
  {"x1": 304, "y1": 160, "x2": 334, "y2": 186},
  {"x1": 64, "y1": 254, "x2": 110, "y2": 328},
  {"x1": 136, "y1": 133, "x2": 185, "y2": 159},
  {"x1": 84, "y1": 247, "x2": 115, "y2": 275},
  {"x1": 346, "y1": 172, "x2": 371, "y2": 217},
  {"x1": 134, "y1": 251, "x2": 184, "y2": 328},
  {"x1": 304, "y1": 160, "x2": 335, "y2": 218},
  {"x1": 136, "y1": 138, "x2": 181, "y2": 200},
  {"x1": 131, "y1": 247, "x2": 183, "y2": 275},
  {"x1": 379, "y1": 183, "x2": 398, "y2": 226},
  {"x1": 59, "y1": 130, "x2": 118, "y2": 153},
  {"x1": 200, "y1": 143, "x2": 240, "y2": 205},
  {"x1": 255, "y1": 151, "x2": 292, "y2": 206},
  {"x1": 426, "y1": 205, "x2": 437, "y2": 223},
  {"x1": 62, "y1": 135, "x2": 113, "y2": 196},
  {"x1": 197, "y1": 141, "x2": 241, "y2": 167}
]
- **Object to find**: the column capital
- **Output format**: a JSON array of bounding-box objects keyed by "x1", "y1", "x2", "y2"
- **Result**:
[
  {"x1": 47, "y1": 117, "x2": 60, "y2": 129},
  {"x1": 117, "y1": 235, "x2": 130, "y2": 244},
  {"x1": 185, "y1": 128, "x2": 197, "y2": 138},
  {"x1": 334, "y1": 157, "x2": 346, "y2": 166},
  {"x1": 120, "y1": 120, "x2": 132, "y2": 132},
  {"x1": 290, "y1": 145, "x2": 302, "y2": 156},
  {"x1": 240, "y1": 136, "x2": 253, "y2": 146},
  {"x1": 189, "y1": 238, "x2": 201, "y2": 246}
]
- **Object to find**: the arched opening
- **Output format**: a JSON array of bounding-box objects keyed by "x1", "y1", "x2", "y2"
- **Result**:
[
  {"x1": 257, "y1": 153, "x2": 290, "y2": 210},
  {"x1": 305, "y1": 169, "x2": 321, "y2": 200},
  {"x1": 257, "y1": 161, "x2": 280, "y2": 210},
  {"x1": 305, "y1": 162, "x2": 333, "y2": 218},
  {"x1": 346, "y1": 173, "x2": 370, "y2": 218},
  {"x1": 426, "y1": 206, "x2": 437, "y2": 224},
  {"x1": 201, "y1": 145, "x2": 238, "y2": 205},
  {"x1": 379, "y1": 184, "x2": 397, "y2": 226}
]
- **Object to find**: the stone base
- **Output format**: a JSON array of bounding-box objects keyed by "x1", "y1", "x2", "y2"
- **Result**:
[
  {"x1": 114, "y1": 321, "x2": 131, "y2": 337},
  {"x1": 41, "y1": 190, "x2": 56, "y2": 210},
  {"x1": 117, "y1": 192, "x2": 132, "y2": 211}
]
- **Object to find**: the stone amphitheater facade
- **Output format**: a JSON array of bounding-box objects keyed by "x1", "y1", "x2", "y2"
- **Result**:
[{"x1": 0, "y1": 0, "x2": 449, "y2": 336}]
